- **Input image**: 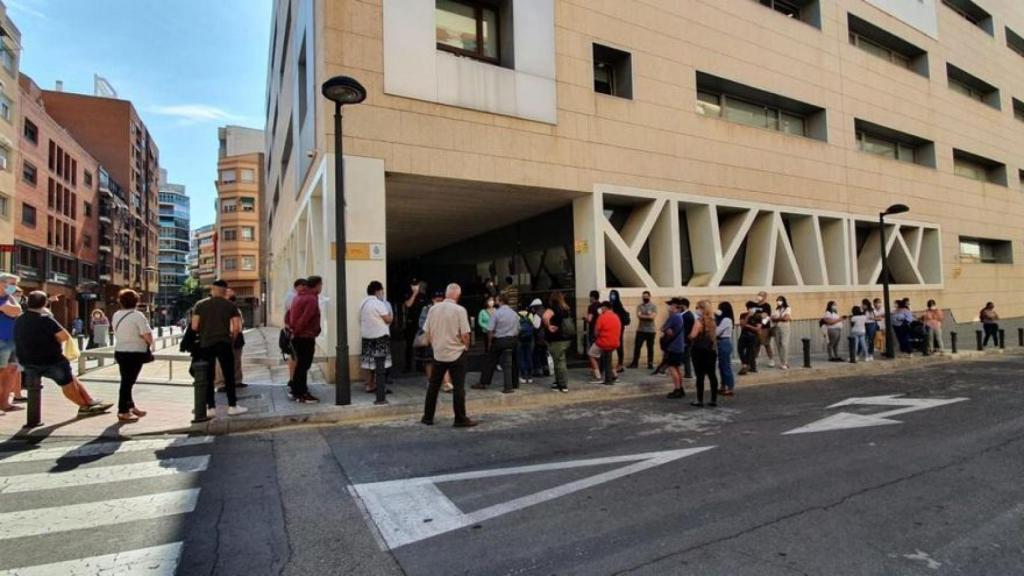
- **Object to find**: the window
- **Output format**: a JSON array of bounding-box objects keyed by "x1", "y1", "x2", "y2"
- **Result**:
[
  {"x1": 221, "y1": 199, "x2": 237, "y2": 213},
  {"x1": 1020, "y1": 169, "x2": 1024, "y2": 193},
  {"x1": 241, "y1": 256, "x2": 256, "y2": 271},
  {"x1": 21, "y1": 203, "x2": 36, "y2": 228},
  {"x1": 240, "y1": 169, "x2": 255, "y2": 183},
  {"x1": 222, "y1": 228, "x2": 237, "y2": 241},
  {"x1": 695, "y1": 72, "x2": 825, "y2": 140},
  {"x1": 0, "y1": 194, "x2": 9, "y2": 219},
  {"x1": 22, "y1": 162, "x2": 37, "y2": 185},
  {"x1": 0, "y1": 146, "x2": 9, "y2": 171},
  {"x1": 854, "y1": 119, "x2": 934, "y2": 167},
  {"x1": 84, "y1": 202, "x2": 92, "y2": 217},
  {"x1": 756, "y1": 0, "x2": 821, "y2": 28},
  {"x1": 84, "y1": 170, "x2": 93, "y2": 188},
  {"x1": 941, "y1": 0, "x2": 993, "y2": 36},
  {"x1": 593, "y1": 44, "x2": 633, "y2": 99},
  {"x1": 847, "y1": 14, "x2": 928, "y2": 76},
  {"x1": 23, "y1": 119, "x2": 37, "y2": 145},
  {"x1": 0, "y1": 46, "x2": 14, "y2": 73},
  {"x1": 436, "y1": 0, "x2": 499, "y2": 63},
  {"x1": 222, "y1": 256, "x2": 237, "y2": 270},
  {"x1": 953, "y1": 149, "x2": 1007, "y2": 185},
  {"x1": 946, "y1": 64, "x2": 1000, "y2": 110},
  {"x1": 240, "y1": 197, "x2": 256, "y2": 212},
  {"x1": 0, "y1": 94, "x2": 11, "y2": 122},
  {"x1": 220, "y1": 169, "x2": 237, "y2": 184},
  {"x1": 959, "y1": 237, "x2": 1012, "y2": 264},
  {"x1": 241, "y1": 226, "x2": 255, "y2": 241},
  {"x1": 1014, "y1": 99, "x2": 1024, "y2": 122},
  {"x1": 297, "y1": 34, "x2": 308, "y2": 127}
]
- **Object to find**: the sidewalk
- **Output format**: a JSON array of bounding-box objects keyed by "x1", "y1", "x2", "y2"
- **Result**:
[{"x1": 0, "y1": 326, "x2": 1013, "y2": 440}]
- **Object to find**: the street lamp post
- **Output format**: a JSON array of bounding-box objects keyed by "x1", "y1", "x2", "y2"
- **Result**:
[
  {"x1": 321, "y1": 75, "x2": 367, "y2": 406},
  {"x1": 879, "y1": 203, "x2": 909, "y2": 359}
]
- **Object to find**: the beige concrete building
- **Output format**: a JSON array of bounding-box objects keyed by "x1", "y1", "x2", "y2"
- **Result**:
[
  {"x1": 193, "y1": 224, "x2": 216, "y2": 285},
  {"x1": 0, "y1": 2, "x2": 20, "y2": 272},
  {"x1": 216, "y1": 125, "x2": 264, "y2": 324},
  {"x1": 265, "y1": 0, "x2": 1024, "y2": 378}
]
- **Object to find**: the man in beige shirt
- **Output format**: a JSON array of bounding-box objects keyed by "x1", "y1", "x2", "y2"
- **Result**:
[{"x1": 422, "y1": 283, "x2": 478, "y2": 428}]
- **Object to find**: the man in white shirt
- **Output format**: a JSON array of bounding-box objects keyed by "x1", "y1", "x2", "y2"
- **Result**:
[
  {"x1": 421, "y1": 283, "x2": 478, "y2": 428},
  {"x1": 359, "y1": 281, "x2": 393, "y2": 405}
]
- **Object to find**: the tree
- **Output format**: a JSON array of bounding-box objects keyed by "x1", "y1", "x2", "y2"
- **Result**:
[{"x1": 178, "y1": 276, "x2": 205, "y2": 315}]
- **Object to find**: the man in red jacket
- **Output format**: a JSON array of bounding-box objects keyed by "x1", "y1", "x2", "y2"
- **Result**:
[
  {"x1": 588, "y1": 301, "x2": 622, "y2": 385},
  {"x1": 284, "y1": 275, "x2": 322, "y2": 403}
]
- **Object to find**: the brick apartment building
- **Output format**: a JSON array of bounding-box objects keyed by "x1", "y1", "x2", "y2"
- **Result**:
[
  {"x1": 0, "y1": 5, "x2": 20, "y2": 273},
  {"x1": 38, "y1": 88, "x2": 160, "y2": 312},
  {"x1": 16, "y1": 74, "x2": 101, "y2": 327}
]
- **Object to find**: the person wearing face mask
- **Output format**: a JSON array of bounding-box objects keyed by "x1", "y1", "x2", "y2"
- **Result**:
[
  {"x1": 754, "y1": 291, "x2": 776, "y2": 368},
  {"x1": 920, "y1": 299, "x2": 945, "y2": 354},
  {"x1": 477, "y1": 296, "x2": 496, "y2": 354},
  {"x1": 0, "y1": 273, "x2": 22, "y2": 412},
  {"x1": 715, "y1": 301, "x2": 736, "y2": 396},
  {"x1": 862, "y1": 298, "x2": 878, "y2": 361},
  {"x1": 607, "y1": 290, "x2": 630, "y2": 374},
  {"x1": 629, "y1": 291, "x2": 657, "y2": 370},
  {"x1": 821, "y1": 301, "x2": 844, "y2": 361},
  {"x1": 872, "y1": 298, "x2": 886, "y2": 354},
  {"x1": 358, "y1": 280, "x2": 394, "y2": 405},
  {"x1": 770, "y1": 296, "x2": 792, "y2": 370},
  {"x1": 738, "y1": 302, "x2": 762, "y2": 374}
]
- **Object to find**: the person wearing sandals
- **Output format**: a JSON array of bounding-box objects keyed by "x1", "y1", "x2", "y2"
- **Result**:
[
  {"x1": 112, "y1": 289, "x2": 154, "y2": 423},
  {"x1": 0, "y1": 273, "x2": 23, "y2": 413}
]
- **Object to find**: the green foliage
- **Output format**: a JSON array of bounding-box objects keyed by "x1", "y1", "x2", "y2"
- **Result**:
[{"x1": 178, "y1": 276, "x2": 204, "y2": 313}]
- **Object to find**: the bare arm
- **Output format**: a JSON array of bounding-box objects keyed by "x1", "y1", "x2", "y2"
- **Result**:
[
  {"x1": 230, "y1": 316, "x2": 242, "y2": 336},
  {"x1": 191, "y1": 314, "x2": 200, "y2": 332},
  {"x1": 0, "y1": 300, "x2": 20, "y2": 318}
]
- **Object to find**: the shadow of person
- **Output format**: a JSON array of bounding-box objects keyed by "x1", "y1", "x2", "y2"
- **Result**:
[
  {"x1": 48, "y1": 421, "x2": 128, "y2": 472},
  {"x1": 0, "y1": 415, "x2": 87, "y2": 461}
]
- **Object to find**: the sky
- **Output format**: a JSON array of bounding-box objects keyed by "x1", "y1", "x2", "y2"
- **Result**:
[{"x1": 9, "y1": 0, "x2": 273, "y2": 228}]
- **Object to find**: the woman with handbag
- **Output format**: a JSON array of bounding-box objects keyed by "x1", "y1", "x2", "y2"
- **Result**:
[{"x1": 112, "y1": 289, "x2": 154, "y2": 423}]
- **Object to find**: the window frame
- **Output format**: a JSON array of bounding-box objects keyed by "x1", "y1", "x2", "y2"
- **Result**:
[
  {"x1": 21, "y1": 203, "x2": 36, "y2": 228},
  {"x1": 21, "y1": 161, "x2": 37, "y2": 186},
  {"x1": 435, "y1": 0, "x2": 501, "y2": 65},
  {"x1": 23, "y1": 119, "x2": 38, "y2": 145}
]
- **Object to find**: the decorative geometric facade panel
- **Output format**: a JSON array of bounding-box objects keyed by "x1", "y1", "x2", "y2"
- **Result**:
[{"x1": 596, "y1": 185, "x2": 943, "y2": 292}]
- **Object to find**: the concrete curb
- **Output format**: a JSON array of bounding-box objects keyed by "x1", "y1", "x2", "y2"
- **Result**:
[{"x1": 148, "y1": 348, "x2": 1016, "y2": 437}]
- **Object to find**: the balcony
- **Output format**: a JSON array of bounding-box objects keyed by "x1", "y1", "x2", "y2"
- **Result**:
[{"x1": 99, "y1": 206, "x2": 112, "y2": 223}]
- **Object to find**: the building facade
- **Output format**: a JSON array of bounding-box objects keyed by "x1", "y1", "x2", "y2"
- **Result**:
[
  {"x1": 265, "y1": 0, "x2": 1024, "y2": 378},
  {"x1": 38, "y1": 88, "x2": 160, "y2": 313},
  {"x1": 216, "y1": 125, "x2": 264, "y2": 325},
  {"x1": 192, "y1": 224, "x2": 216, "y2": 285},
  {"x1": 157, "y1": 168, "x2": 190, "y2": 323},
  {"x1": 0, "y1": 3, "x2": 20, "y2": 273},
  {"x1": 16, "y1": 73, "x2": 100, "y2": 328}
]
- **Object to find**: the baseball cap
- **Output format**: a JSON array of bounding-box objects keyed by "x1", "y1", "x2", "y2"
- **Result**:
[
  {"x1": 529, "y1": 298, "x2": 543, "y2": 308},
  {"x1": 212, "y1": 279, "x2": 228, "y2": 288}
]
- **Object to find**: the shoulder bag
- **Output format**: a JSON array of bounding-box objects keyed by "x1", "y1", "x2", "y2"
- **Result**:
[{"x1": 115, "y1": 311, "x2": 155, "y2": 364}]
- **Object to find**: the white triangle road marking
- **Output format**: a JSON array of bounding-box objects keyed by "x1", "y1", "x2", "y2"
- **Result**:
[
  {"x1": 0, "y1": 489, "x2": 200, "y2": 541},
  {"x1": 350, "y1": 447, "x2": 714, "y2": 550},
  {"x1": 0, "y1": 542, "x2": 183, "y2": 575},
  {"x1": 0, "y1": 456, "x2": 210, "y2": 494},
  {"x1": 0, "y1": 436, "x2": 214, "y2": 465}
]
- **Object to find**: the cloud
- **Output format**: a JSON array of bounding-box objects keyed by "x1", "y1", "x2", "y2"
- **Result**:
[
  {"x1": 7, "y1": 0, "x2": 48, "y2": 20},
  {"x1": 150, "y1": 104, "x2": 253, "y2": 125}
]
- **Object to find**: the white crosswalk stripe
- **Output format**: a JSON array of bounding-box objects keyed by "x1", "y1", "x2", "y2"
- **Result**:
[{"x1": 0, "y1": 435, "x2": 212, "y2": 575}]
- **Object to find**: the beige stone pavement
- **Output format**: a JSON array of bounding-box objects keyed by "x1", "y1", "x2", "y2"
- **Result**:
[{"x1": 0, "y1": 327, "x2": 1013, "y2": 441}]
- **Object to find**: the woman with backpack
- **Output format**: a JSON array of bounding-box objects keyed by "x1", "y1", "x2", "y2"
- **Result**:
[
  {"x1": 542, "y1": 291, "x2": 573, "y2": 393},
  {"x1": 689, "y1": 300, "x2": 719, "y2": 408}
]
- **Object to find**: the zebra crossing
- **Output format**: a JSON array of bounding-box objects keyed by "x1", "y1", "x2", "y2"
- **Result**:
[{"x1": 0, "y1": 435, "x2": 214, "y2": 575}]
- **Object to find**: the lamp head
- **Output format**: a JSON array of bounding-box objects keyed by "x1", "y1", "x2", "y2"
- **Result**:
[
  {"x1": 883, "y1": 203, "x2": 910, "y2": 217},
  {"x1": 321, "y1": 76, "x2": 367, "y2": 106}
]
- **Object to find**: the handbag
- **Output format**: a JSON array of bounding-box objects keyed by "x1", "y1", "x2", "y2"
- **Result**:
[
  {"x1": 413, "y1": 331, "x2": 430, "y2": 348},
  {"x1": 115, "y1": 311, "x2": 156, "y2": 363},
  {"x1": 62, "y1": 335, "x2": 81, "y2": 361}
]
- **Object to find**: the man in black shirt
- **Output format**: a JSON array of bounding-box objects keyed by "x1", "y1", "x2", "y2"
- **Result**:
[
  {"x1": 15, "y1": 290, "x2": 112, "y2": 414},
  {"x1": 192, "y1": 279, "x2": 245, "y2": 417},
  {"x1": 402, "y1": 279, "x2": 428, "y2": 372}
]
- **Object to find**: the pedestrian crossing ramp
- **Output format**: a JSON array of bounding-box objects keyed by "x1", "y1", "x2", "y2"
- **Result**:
[{"x1": 0, "y1": 435, "x2": 214, "y2": 575}]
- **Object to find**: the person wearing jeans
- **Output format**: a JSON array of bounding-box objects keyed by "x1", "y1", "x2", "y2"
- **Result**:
[
  {"x1": 193, "y1": 279, "x2": 246, "y2": 416},
  {"x1": 422, "y1": 283, "x2": 477, "y2": 427},
  {"x1": 474, "y1": 294, "x2": 519, "y2": 393},
  {"x1": 863, "y1": 298, "x2": 879, "y2": 361},
  {"x1": 849, "y1": 306, "x2": 868, "y2": 361},
  {"x1": 112, "y1": 289, "x2": 153, "y2": 423},
  {"x1": 285, "y1": 276, "x2": 323, "y2": 404},
  {"x1": 715, "y1": 302, "x2": 735, "y2": 395},
  {"x1": 980, "y1": 302, "x2": 999, "y2": 348}
]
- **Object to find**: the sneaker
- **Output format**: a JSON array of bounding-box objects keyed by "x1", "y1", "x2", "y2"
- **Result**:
[
  {"x1": 454, "y1": 419, "x2": 479, "y2": 428},
  {"x1": 443, "y1": 383, "x2": 454, "y2": 393},
  {"x1": 559, "y1": 386, "x2": 569, "y2": 393},
  {"x1": 666, "y1": 389, "x2": 685, "y2": 399},
  {"x1": 300, "y1": 393, "x2": 320, "y2": 404},
  {"x1": 551, "y1": 383, "x2": 561, "y2": 391},
  {"x1": 768, "y1": 360, "x2": 776, "y2": 368},
  {"x1": 588, "y1": 378, "x2": 605, "y2": 385},
  {"x1": 421, "y1": 417, "x2": 434, "y2": 426},
  {"x1": 690, "y1": 401, "x2": 704, "y2": 408},
  {"x1": 526, "y1": 378, "x2": 534, "y2": 384},
  {"x1": 519, "y1": 378, "x2": 527, "y2": 385},
  {"x1": 866, "y1": 356, "x2": 874, "y2": 362},
  {"x1": 79, "y1": 401, "x2": 113, "y2": 415},
  {"x1": 228, "y1": 406, "x2": 249, "y2": 416},
  {"x1": 11, "y1": 395, "x2": 27, "y2": 404},
  {"x1": 206, "y1": 407, "x2": 217, "y2": 418},
  {"x1": 374, "y1": 399, "x2": 390, "y2": 405}
]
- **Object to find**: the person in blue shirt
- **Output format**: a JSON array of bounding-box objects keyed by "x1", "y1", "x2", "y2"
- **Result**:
[
  {"x1": 0, "y1": 273, "x2": 23, "y2": 411},
  {"x1": 892, "y1": 298, "x2": 915, "y2": 355},
  {"x1": 662, "y1": 298, "x2": 687, "y2": 399}
]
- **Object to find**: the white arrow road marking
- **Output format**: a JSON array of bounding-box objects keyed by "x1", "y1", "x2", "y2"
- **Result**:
[
  {"x1": 783, "y1": 395, "x2": 968, "y2": 435},
  {"x1": 0, "y1": 542, "x2": 183, "y2": 576},
  {"x1": 350, "y1": 447, "x2": 714, "y2": 550}
]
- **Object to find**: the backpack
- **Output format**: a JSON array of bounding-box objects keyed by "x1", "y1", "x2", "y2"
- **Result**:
[
  {"x1": 691, "y1": 328, "x2": 714, "y2": 352},
  {"x1": 518, "y1": 315, "x2": 535, "y2": 341},
  {"x1": 621, "y1": 310, "x2": 631, "y2": 327},
  {"x1": 560, "y1": 315, "x2": 577, "y2": 338}
]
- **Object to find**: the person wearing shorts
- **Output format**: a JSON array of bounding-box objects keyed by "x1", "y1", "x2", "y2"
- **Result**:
[
  {"x1": 662, "y1": 298, "x2": 687, "y2": 399},
  {"x1": 14, "y1": 291, "x2": 111, "y2": 415},
  {"x1": 587, "y1": 302, "x2": 622, "y2": 385}
]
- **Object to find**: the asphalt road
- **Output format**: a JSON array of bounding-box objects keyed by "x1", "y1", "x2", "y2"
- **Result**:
[{"x1": 1, "y1": 356, "x2": 1022, "y2": 575}]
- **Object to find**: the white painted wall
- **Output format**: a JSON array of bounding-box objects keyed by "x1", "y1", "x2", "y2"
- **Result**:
[
  {"x1": 863, "y1": 0, "x2": 939, "y2": 39},
  {"x1": 383, "y1": 0, "x2": 557, "y2": 124}
]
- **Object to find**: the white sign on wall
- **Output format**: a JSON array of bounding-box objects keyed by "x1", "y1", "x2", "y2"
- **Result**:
[{"x1": 863, "y1": 0, "x2": 939, "y2": 39}]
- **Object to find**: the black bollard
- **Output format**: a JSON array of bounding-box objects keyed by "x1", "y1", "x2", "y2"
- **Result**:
[
  {"x1": 22, "y1": 372, "x2": 42, "y2": 429},
  {"x1": 802, "y1": 338, "x2": 811, "y2": 368},
  {"x1": 950, "y1": 331, "x2": 958, "y2": 354},
  {"x1": 1018, "y1": 328, "x2": 1023, "y2": 347},
  {"x1": 999, "y1": 329, "x2": 1005, "y2": 349},
  {"x1": 848, "y1": 335, "x2": 856, "y2": 364},
  {"x1": 158, "y1": 326, "x2": 164, "y2": 338},
  {"x1": 374, "y1": 355, "x2": 388, "y2": 405},
  {"x1": 976, "y1": 330, "x2": 983, "y2": 351},
  {"x1": 190, "y1": 358, "x2": 211, "y2": 423}
]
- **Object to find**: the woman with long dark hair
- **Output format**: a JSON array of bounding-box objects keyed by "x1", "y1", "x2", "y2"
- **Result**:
[
  {"x1": 716, "y1": 301, "x2": 736, "y2": 396},
  {"x1": 542, "y1": 291, "x2": 573, "y2": 393},
  {"x1": 607, "y1": 289, "x2": 629, "y2": 374},
  {"x1": 688, "y1": 300, "x2": 719, "y2": 408}
]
